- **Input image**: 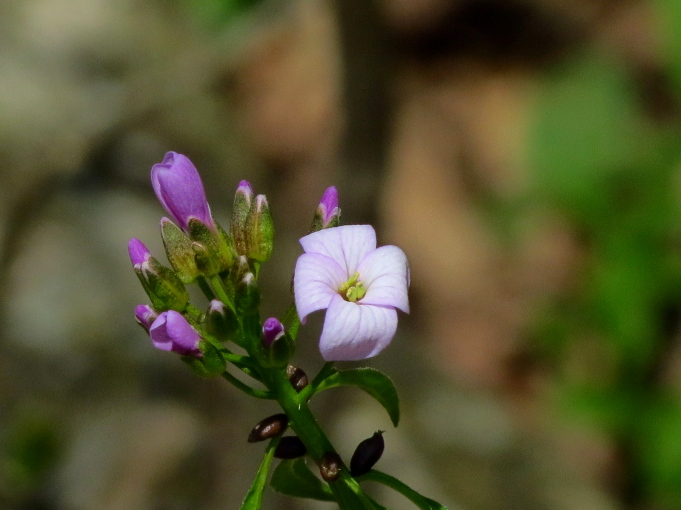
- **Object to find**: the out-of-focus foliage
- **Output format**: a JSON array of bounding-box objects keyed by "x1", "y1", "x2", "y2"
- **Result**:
[
  {"x1": 184, "y1": 0, "x2": 267, "y2": 29},
  {"x1": 525, "y1": 9, "x2": 681, "y2": 507}
]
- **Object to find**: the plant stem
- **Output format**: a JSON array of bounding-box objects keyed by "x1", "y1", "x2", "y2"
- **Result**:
[{"x1": 266, "y1": 366, "x2": 376, "y2": 509}]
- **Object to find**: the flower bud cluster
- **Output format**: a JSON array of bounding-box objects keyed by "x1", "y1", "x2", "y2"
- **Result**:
[{"x1": 128, "y1": 152, "x2": 336, "y2": 375}]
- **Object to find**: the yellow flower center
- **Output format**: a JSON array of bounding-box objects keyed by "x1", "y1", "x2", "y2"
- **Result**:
[{"x1": 339, "y1": 272, "x2": 366, "y2": 303}]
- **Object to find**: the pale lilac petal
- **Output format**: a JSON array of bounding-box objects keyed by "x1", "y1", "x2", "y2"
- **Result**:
[
  {"x1": 299, "y1": 225, "x2": 376, "y2": 275},
  {"x1": 149, "y1": 310, "x2": 202, "y2": 356},
  {"x1": 294, "y1": 253, "x2": 347, "y2": 322},
  {"x1": 319, "y1": 295, "x2": 397, "y2": 361},
  {"x1": 357, "y1": 245, "x2": 410, "y2": 313},
  {"x1": 151, "y1": 152, "x2": 213, "y2": 231}
]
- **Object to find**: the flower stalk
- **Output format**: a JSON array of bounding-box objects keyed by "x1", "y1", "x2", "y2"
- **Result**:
[{"x1": 128, "y1": 152, "x2": 445, "y2": 510}]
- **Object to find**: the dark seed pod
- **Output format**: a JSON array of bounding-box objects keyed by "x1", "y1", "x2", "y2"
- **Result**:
[
  {"x1": 287, "y1": 365, "x2": 309, "y2": 392},
  {"x1": 274, "y1": 436, "x2": 308, "y2": 459},
  {"x1": 247, "y1": 413, "x2": 288, "y2": 443},
  {"x1": 319, "y1": 452, "x2": 343, "y2": 482},
  {"x1": 350, "y1": 431, "x2": 384, "y2": 477}
]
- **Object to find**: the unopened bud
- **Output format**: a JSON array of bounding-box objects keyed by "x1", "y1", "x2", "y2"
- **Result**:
[
  {"x1": 236, "y1": 272, "x2": 260, "y2": 313},
  {"x1": 248, "y1": 413, "x2": 288, "y2": 443},
  {"x1": 262, "y1": 317, "x2": 284, "y2": 346},
  {"x1": 134, "y1": 304, "x2": 157, "y2": 333},
  {"x1": 246, "y1": 195, "x2": 274, "y2": 262},
  {"x1": 274, "y1": 436, "x2": 307, "y2": 459},
  {"x1": 231, "y1": 180, "x2": 253, "y2": 256},
  {"x1": 161, "y1": 218, "x2": 200, "y2": 283},
  {"x1": 286, "y1": 365, "x2": 308, "y2": 392},
  {"x1": 205, "y1": 300, "x2": 238, "y2": 342},
  {"x1": 319, "y1": 452, "x2": 343, "y2": 482},
  {"x1": 311, "y1": 186, "x2": 340, "y2": 232},
  {"x1": 350, "y1": 431, "x2": 384, "y2": 477},
  {"x1": 129, "y1": 238, "x2": 189, "y2": 312}
]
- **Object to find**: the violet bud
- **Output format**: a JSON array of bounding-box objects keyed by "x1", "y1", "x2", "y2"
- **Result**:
[
  {"x1": 311, "y1": 186, "x2": 340, "y2": 232},
  {"x1": 128, "y1": 238, "x2": 189, "y2": 312},
  {"x1": 247, "y1": 413, "x2": 288, "y2": 443},
  {"x1": 262, "y1": 317, "x2": 284, "y2": 346},
  {"x1": 231, "y1": 180, "x2": 254, "y2": 256},
  {"x1": 274, "y1": 436, "x2": 307, "y2": 459},
  {"x1": 151, "y1": 152, "x2": 214, "y2": 232},
  {"x1": 350, "y1": 431, "x2": 385, "y2": 477},
  {"x1": 128, "y1": 238, "x2": 152, "y2": 267},
  {"x1": 319, "y1": 452, "x2": 343, "y2": 482},
  {"x1": 149, "y1": 310, "x2": 202, "y2": 357},
  {"x1": 134, "y1": 304, "x2": 157, "y2": 333},
  {"x1": 286, "y1": 365, "x2": 309, "y2": 392},
  {"x1": 246, "y1": 195, "x2": 274, "y2": 263}
]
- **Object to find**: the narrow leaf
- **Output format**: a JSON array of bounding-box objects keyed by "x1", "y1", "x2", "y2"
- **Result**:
[
  {"x1": 240, "y1": 438, "x2": 279, "y2": 509},
  {"x1": 314, "y1": 368, "x2": 400, "y2": 426},
  {"x1": 357, "y1": 470, "x2": 448, "y2": 510},
  {"x1": 270, "y1": 458, "x2": 335, "y2": 501}
]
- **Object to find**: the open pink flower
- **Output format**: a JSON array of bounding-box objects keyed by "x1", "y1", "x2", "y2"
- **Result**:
[{"x1": 294, "y1": 225, "x2": 409, "y2": 361}]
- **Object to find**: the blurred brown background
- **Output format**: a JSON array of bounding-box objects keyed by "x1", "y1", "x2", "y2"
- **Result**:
[{"x1": 1, "y1": 0, "x2": 681, "y2": 509}]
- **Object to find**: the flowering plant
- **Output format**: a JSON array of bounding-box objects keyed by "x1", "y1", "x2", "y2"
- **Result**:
[{"x1": 129, "y1": 152, "x2": 446, "y2": 509}]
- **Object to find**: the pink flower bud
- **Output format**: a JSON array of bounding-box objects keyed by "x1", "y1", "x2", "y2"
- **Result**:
[
  {"x1": 262, "y1": 317, "x2": 285, "y2": 346},
  {"x1": 151, "y1": 152, "x2": 214, "y2": 232},
  {"x1": 128, "y1": 238, "x2": 152, "y2": 267}
]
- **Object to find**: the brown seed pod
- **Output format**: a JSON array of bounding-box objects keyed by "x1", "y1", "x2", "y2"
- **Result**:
[
  {"x1": 350, "y1": 431, "x2": 384, "y2": 477},
  {"x1": 286, "y1": 365, "x2": 309, "y2": 392},
  {"x1": 274, "y1": 436, "x2": 308, "y2": 459},
  {"x1": 319, "y1": 452, "x2": 344, "y2": 482},
  {"x1": 247, "y1": 413, "x2": 288, "y2": 443}
]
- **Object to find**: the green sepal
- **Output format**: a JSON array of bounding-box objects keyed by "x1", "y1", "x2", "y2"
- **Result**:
[
  {"x1": 236, "y1": 274, "x2": 260, "y2": 315},
  {"x1": 205, "y1": 301, "x2": 238, "y2": 342},
  {"x1": 182, "y1": 342, "x2": 226, "y2": 377},
  {"x1": 161, "y1": 218, "x2": 200, "y2": 284},
  {"x1": 215, "y1": 221, "x2": 237, "y2": 269},
  {"x1": 356, "y1": 470, "x2": 448, "y2": 510},
  {"x1": 231, "y1": 184, "x2": 253, "y2": 256},
  {"x1": 313, "y1": 368, "x2": 400, "y2": 427},
  {"x1": 256, "y1": 332, "x2": 295, "y2": 369},
  {"x1": 270, "y1": 458, "x2": 335, "y2": 502},
  {"x1": 135, "y1": 260, "x2": 189, "y2": 312},
  {"x1": 246, "y1": 196, "x2": 274, "y2": 263},
  {"x1": 310, "y1": 209, "x2": 340, "y2": 232},
  {"x1": 187, "y1": 218, "x2": 226, "y2": 275},
  {"x1": 240, "y1": 437, "x2": 280, "y2": 510}
]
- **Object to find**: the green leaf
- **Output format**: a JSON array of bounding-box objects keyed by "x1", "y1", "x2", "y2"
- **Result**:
[
  {"x1": 240, "y1": 438, "x2": 279, "y2": 509},
  {"x1": 357, "y1": 470, "x2": 448, "y2": 510},
  {"x1": 314, "y1": 368, "x2": 400, "y2": 427},
  {"x1": 270, "y1": 458, "x2": 335, "y2": 502}
]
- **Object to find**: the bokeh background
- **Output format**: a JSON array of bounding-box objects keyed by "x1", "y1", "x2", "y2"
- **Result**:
[{"x1": 2, "y1": 0, "x2": 681, "y2": 509}]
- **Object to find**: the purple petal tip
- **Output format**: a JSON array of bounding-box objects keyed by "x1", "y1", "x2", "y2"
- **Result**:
[{"x1": 128, "y1": 238, "x2": 150, "y2": 266}]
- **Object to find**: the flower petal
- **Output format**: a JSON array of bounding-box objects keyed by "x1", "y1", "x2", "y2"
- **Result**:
[
  {"x1": 294, "y1": 253, "x2": 347, "y2": 322},
  {"x1": 151, "y1": 152, "x2": 213, "y2": 231},
  {"x1": 299, "y1": 225, "x2": 376, "y2": 276},
  {"x1": 358, "y1": 245, "x2": 410, "y2": 313},
  {"x1": 319, "y1": 295, "x2": 397, "y2": 361}
]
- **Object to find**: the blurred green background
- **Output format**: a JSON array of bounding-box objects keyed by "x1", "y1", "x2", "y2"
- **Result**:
[{"x1": 2, "y1": 0, "x2": 681, "y2": 509}]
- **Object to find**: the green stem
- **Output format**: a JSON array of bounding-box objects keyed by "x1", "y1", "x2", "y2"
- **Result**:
[
  {"x1": 266, "y1": 367, "x2": 376, "y2": 509},
  {"x1": 196, "y1": 276, "x2": 215, "y2": 301},
  {"x1": 222, "y1": 371, "x2": 274, "y2": 400},
  {"x1": 208, "y1": 274, "x2": 238, "y2": 314},
  {"x1": 300, "y1": 361, "x2": 336, "y2": 401}
]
